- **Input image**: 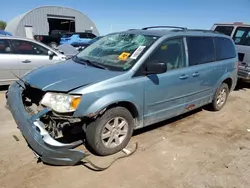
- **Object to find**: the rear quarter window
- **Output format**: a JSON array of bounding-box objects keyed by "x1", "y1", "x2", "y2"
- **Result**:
[
  {"x1": 214, "y1": 26, "x2": 234, "y2": 36},
  {"x1": 187, "y1": 37, "x2": 216, "y2": 66},
  {"x1": 215, "y1": 37, "x2": 236, "y2": 60}
]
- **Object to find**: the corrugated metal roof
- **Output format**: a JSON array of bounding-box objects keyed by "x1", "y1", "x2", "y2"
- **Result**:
[
  {"x1": 5, "y1": 13, "x2": 28, "y2": 35},
  {"x1": 5, "y1": 6, "x2": 99, "y2": 37}
]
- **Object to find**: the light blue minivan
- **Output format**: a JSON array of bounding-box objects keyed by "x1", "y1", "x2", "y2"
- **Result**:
[{"x1": 7, "y1": 26, "x2": 238, "y2": 166}]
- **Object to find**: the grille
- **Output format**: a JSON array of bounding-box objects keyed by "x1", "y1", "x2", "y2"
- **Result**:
[{"x1": 238, "y1": 71, "x2": 250, "y2": 77}]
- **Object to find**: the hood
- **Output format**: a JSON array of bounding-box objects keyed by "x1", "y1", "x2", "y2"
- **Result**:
[
  {"x1": 56, "y1": 44, "x2": 78, "y2": 57},
  {"x1": 24, "y1": 59, "x2": 122, "y2": 92}
]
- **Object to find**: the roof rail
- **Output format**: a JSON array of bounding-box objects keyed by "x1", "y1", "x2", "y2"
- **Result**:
[
  {"x1": 186, "y1": 29, "x2": 221, "y2": 34},
  {"x1": 142, "y1": 26, "x2": 187, "y2": 30}
]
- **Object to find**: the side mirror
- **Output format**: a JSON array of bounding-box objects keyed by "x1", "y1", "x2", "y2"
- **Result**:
[
  {"x1": 145, "y1": 62, "x2": 167, "y2": 74},
  {"x1": 78, "y1": 47, "x2": 85, "y2": 52},
  {"x1": 48, "y1": 50, "x2": 54, "y2": 59}
]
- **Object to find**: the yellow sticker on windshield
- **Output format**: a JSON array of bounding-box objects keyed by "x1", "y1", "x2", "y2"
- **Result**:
[
  {"x1": 118, "y1": 52, "x2": 131, "y2": 61},
  {"x1": 161, "y1": 45, "x2": 168, "y2": 50}
]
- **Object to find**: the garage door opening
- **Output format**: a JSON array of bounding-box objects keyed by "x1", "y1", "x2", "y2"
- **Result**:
[{"x1": 47, "y1": 17, "x2": 75, "y2": 35}]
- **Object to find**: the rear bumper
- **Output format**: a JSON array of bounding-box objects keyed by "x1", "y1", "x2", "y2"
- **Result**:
[
  {"x1": 7, "y1": 82, "x2": 88, "y2": 166},
  {"x1": 238, "y1": 66, "x2": 250, "y2": 82}
]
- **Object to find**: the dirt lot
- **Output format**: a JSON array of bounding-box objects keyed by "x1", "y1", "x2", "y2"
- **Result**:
[{"x1": 0, "y1": 83, "x2": 250, "y2": 188}]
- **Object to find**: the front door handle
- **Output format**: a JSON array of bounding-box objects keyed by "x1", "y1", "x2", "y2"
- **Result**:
[
  {"x1": 22, "y1": 60, "x2": 31, "y2": 63},
  {"x1": 179, "y1": 74, "x2": 189, "y2": 80},
  {"x1": 192, "y1": 72, "x2": 199, "y2": 77}
]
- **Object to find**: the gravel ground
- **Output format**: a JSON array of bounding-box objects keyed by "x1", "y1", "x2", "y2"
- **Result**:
[{"x1": 0, "y1": 83, "x2": 250, "y2": 188}]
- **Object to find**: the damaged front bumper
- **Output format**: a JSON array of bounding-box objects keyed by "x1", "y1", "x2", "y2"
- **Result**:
[{"x1": 7, "y1": 82, "x2": 88, "y2": 166}]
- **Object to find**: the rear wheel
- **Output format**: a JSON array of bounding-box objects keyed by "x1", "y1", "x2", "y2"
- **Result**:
[
  {"x1": 210, "y1": 83, "x2": 229, "y2": 111},
  {"x1": 85, "y1": 107, "x2": 134, "y2": 156}
]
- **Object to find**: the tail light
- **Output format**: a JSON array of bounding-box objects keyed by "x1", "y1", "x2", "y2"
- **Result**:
[
  {"x1": 36, "y1": 36, "x2": 43, "y2": 41},
  {"x1": 237, "y1": 61, "x2": 241, "y2": 71}
]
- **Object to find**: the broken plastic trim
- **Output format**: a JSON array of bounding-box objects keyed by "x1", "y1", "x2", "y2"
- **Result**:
[
  {"x1": 81, "y1": 142, "x2": 139, "y2": 171},
  {"x1": 7, "y1": 82, "x2": 89, "y2": 166}
]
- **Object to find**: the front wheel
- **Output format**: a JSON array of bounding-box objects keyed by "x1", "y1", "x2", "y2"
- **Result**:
[
  {"x1": 210, "y1": 83, "x2": 229, "y2": 111},
  {"x1": 85, "y1": 107, "x2": 134, "y2": 156}
]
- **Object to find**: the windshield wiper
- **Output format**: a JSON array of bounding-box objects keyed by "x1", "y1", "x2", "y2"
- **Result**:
[
  {"x1": 73, "y1": 56, "x2": 108, "y2": 70},
  {"x1": 72, "y1": 56, "x2": 87, "y2": 65},
  {"x1": 84, "y1": 59, "x2": 108, "y2": 70}
]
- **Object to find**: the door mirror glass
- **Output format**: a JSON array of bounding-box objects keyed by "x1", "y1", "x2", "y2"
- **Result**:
[
  {"x1": 48, "y1": 50, "x2": 55, "y2": 59},
  {"x1": 48, "y1": 50, "x2": 54, "y2": 56},
  {"x1": 145, "y1": 61, "x2": 167, "y2": 74}
]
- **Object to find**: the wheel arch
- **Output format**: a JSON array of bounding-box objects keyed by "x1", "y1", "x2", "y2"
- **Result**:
[
  {"x1": 215, "y1": 73, "x2": 236, "y2": 93},
  {"x1": 74, "y1": 92, "x2": 143, "y2": 128},
  {"x1": 105, "y1": 101, "x2": 139, "y2": 123},
  {"x1": 222, "y1": 77, "x2": 233, "y2": 91}
]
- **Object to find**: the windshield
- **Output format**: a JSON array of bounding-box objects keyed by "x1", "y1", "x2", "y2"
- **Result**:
[
  {"x1": 89, "y1": 36, "x2": 103, "y2": 44},
  {"x1": 233, "y1": 27, "x2": 250, "y2": 46},
  {"x1": 76, "y1": 33, "x2": 158, "y2": 71}
]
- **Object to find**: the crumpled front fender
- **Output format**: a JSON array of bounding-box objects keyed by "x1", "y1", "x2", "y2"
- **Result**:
[{"x1": 7, "y1": 82, "x2": 88, "y2": 166}]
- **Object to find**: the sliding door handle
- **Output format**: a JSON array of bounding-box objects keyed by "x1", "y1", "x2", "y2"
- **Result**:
[
  {"x1": 192, "y1": 72, "x2": 199, "y2": 77},
  {"x1": 179, "y1": 74, "x2": 189, "y2": 80}
]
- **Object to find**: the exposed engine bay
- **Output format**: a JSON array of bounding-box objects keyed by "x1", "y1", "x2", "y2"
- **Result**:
[{"x1": 22, "y1": 85, "x2": 85, "y2": 140}]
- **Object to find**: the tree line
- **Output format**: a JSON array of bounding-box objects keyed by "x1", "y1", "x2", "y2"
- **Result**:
[{"x1": 0, "y1": 21, "x2": 7, "y2": 30}]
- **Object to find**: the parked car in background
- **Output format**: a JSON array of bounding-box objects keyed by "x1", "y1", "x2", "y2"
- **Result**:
[
  {"x1": 0, "y1": 36, "x2": 66, "y2": 86},
  {"x1": 6, "y1": 26, "x2": 238, "y2": 166},
  {"x1": 212, "y1": 22, "x2": 250, "y2": 83},
  {"x1": 34, "y1": 30, "x2": 70, "y2": 49},
  {"x1": 71, "y1": 36, "x2": 103, "y2": 51},
  {"x1": 56, "y1": 44, "x2": 79, "y2": 59},
  {"x1": 60, "y1": 32, "x2": 97, "y2": 45},
  {"x1": 0, "y1": 30, "x2": 12, "y2": 36}
]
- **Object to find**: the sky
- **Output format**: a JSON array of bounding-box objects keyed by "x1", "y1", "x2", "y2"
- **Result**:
[{"x1": 1, "y1": 0, "x2": 250, "y2": 35}]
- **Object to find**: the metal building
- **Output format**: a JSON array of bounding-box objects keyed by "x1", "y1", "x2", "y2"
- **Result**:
[{"x1": 5, "y1": 6, "x2": 99, "y2": 38}]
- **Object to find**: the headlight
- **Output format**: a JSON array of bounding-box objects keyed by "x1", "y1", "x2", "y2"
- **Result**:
[{"x1": 41, "y1": 92, "x2": 81, "y2": 113}]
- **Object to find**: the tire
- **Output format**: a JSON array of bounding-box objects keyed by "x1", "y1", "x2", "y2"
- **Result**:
[
  {"x1": 49, "y1": 42, "x2": 58, "y2": 49},
  {"x1": 210, "y1": 83, "x2": 229, "y2": 111},
  {"x1": 85, "y1": 107, "x2": 134, "y2": 156}
]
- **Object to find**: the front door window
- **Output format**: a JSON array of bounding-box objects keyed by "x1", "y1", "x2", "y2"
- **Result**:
[{"x1": 147, "y1": 38, "x2": 186, "y2": 71}]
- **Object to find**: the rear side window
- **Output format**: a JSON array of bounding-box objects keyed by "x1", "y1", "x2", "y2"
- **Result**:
[
  {"x1": 187, "y1": 37, "x2": 216, "y2": 66},
  {"x1": 87, "y1": 33, "x2": 97, "y2": 39},
  {"x1": 62, "y1": 33, "x2": 73, "y2": 38},
  {"x1": 0, "y1": 39, "x2": 12, "y2": 54},
  {"x1": 79, "y1": 33, "x2": 88, "y2": 38},
  {"x1": 11, "y1": 40, "x2": 49, "y2": 55},
  {"x1": 214, "y1": 26, "x2": 234, "y2": 36},
  {"x1": 233, "y1": 27, "x2": 250, "y2": 46},
  {"x1": 215, "y1": 37, "x2": 236, "y2": 60}
]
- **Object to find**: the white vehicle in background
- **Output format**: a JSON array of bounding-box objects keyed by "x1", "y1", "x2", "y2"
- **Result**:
[
  {"x1": 212, "y1": 22, "x2": 250, "y2": 83},
  {"x1": 0, "y1": 36, "x2": 66, "y2": 86}
]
